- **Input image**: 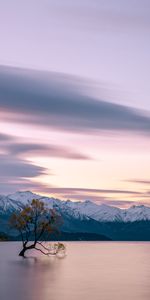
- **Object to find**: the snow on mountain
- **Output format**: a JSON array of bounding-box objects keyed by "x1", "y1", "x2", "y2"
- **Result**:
[
  {"x1": 0, "y1": 191, "x2": 150, "y2": 222},
  {"x1": 8, "y1": 191, "x2": 41, "y2": 204},
  {"x1": 74, "y1": 201, "x2": 122, "y2": 222},
  {"x1": 0, "y1": 195, "x2": 23, "y2": 214},
  {"x1": 122, "y1": 205, "x2": 150, "y2": 222},
  {"x1": 62, "y1": 200, "x2": 121, "y2": 222}
]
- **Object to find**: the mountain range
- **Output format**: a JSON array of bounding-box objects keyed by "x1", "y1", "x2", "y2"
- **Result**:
[{"x1": 1, "y1": 191, "x2": 150, "y2": 241}]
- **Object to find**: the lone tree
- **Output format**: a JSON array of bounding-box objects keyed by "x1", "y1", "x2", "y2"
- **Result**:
[{"x1": 10, "y1": 199, "x2": 65, "y2": 257}]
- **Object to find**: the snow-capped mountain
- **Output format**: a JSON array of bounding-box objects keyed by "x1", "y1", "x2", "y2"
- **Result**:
[{"x1": 0, "y1": 191, "x2": 150, "y2": 223}]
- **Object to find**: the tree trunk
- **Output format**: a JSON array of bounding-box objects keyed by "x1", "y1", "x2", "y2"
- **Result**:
[
  {"x1": 19, "y1": 247, "x2": 27, "y2": 257},
  {"x1": 19, "y1": 243, "x2": 35, "y2": 257}
]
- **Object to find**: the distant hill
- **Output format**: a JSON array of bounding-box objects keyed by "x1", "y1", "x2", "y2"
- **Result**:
[
  {"x1": 3, "y1": 231, "x2": 111, "y2": 242},
  {"x1": 51, "y1": 231, "x2": 111, "y2": 241},
  {"x1": 0, "y1": 232, "x2": 8, "y2": 241}
]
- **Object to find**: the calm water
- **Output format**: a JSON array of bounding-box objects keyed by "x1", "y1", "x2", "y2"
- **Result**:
[{"x1": 1, "y1": 242, "x2": 150, "y2": 300}]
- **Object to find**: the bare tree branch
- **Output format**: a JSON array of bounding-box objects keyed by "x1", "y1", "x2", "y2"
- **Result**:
[{"x1": 35, "y1": 247, "x2": 56, "y2": 256}]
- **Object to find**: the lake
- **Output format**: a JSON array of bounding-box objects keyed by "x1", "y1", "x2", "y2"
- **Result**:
[{"x1": 0, "y1": 242, "x2": 150, "y2": 300}]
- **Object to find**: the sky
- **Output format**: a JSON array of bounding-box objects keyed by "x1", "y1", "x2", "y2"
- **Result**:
[{"x1": 0, "y1": 0, "x2": 150, "y2": 207}]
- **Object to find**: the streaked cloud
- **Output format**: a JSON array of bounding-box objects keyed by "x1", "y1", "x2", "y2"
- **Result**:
[
  {"x1": 0, "y1": 65, "x2": 150, "y2": 135},
  {"x1": 100, "y1": 200, "x2": 150, "y2": 208},
  {"x1": 0, "y1": 130, "x2": 91, "y2": 193},
  {"x1": 5, "y1": 142, "x2": 91, "y2": 160},
  {"x1": 0, "y1": 132, "x2": 91, "y2": 160},
  {"x1": 126, "y1": 179, "x2": 150, "y2": 185},
  {"x1": 0, "y1": 179, "x2": 49, "y2": 195},
  {"x1": 0, "y1": 133, "x2": 13, "y2": 141},
  {"x1": 0, "y1": 154, "x2": 47, "y2": 178},
  {"x1": 41, "y1": 187, "x2": 141, "y2": 195}
]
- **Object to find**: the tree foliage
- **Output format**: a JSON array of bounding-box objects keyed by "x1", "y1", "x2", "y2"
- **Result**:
[{"x1": 10, "y1": 199, "x2": 65, "y2": 257}]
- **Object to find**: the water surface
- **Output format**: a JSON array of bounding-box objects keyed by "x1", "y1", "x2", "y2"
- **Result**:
[{"x1": 0, "y1": 242, "x2": 150, "y2": 300}]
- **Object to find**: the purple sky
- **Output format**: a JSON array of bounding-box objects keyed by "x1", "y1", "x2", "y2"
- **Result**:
[{"x1": 0, "y1": 0, "x2": 150, "y2": 206}]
